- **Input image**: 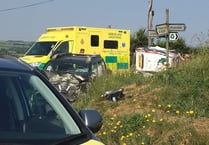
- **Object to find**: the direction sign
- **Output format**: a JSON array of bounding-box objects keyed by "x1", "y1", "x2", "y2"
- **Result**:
[
  {"x1": 148, "y1": 30, "x2": 157, "y2": 37},
  {"x1": 169, "y1": 32, "x2": 179, "y2": 41},
  {"x1": 156, "y1": 23, "x2": 186, "y2": 36},
  {"x1": 156, "y1": 24, "x2": 168, "y2": 36},
  {"x1": 169, "y1": 23, "x2": 186, "y2": 31}
]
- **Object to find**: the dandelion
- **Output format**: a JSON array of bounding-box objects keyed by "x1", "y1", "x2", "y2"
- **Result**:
[
  {"x1": 145, "y1": 115, "x2": 148, "y2": 118},
  {"x1": 129, "y1": 133, "x2": 133, "y2": 136},
  {"x1": 148, "y1": 113, "x2": 151, "y2": 117},
  {"x1": 120, "y1": 135, "x2": 125, "y2": 140},
  {"x1": 152, "y1": 119, "x2": 156, "y2": 123},
  {"x1": 133, "y1": 98, "x2": 137, "y2": 102},
  {"x1": 158, "y1": 104, "x2": 162, "y2": 108},
  {"x1": 189, "y1": 110, "x2": 194, "y2": 115},
  {"x1": 102, "y1": 131, "x2": 106, "y2": 135},
  {"x1": 167, "y1": 104, "x2": 172, "y2": 108},
  {"x1": 141, "y1": 141, "x2": 145, "y2": 145},
  {"x1": 176, "y1": 110, "x2": 180, "y2": 114},
  {"x1": 151, "y1": 109, "x2": 156, "y2": 113},
  {"x1": 142, "y1": 125, "x2": 146, "y2": 128},
  {"x1": 159, "y1": 118, "x2": 163, "y2": 122},
  {"x1": 123, "y1": 143, "x2": 127, "y2": 145},
  {"x1": 116, "y1": 121, "x2": 121, "y2": 125}
]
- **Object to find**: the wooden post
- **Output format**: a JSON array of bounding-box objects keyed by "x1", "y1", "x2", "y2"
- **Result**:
[
  {"x1": 165, "y1": 8, "x2": 169, "y2": 68},
  {"x1": 148, "y1": 0, "x2": 153, "y2": 46}
]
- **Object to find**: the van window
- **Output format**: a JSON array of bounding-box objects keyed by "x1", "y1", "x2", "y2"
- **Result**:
[
  {"x1": 91, "y1": 35, "x2": 99, "y2": 47},
  {"x1": 104, "y1": 40, "x2": 118, "y2": 49},
  {"x1": 54, "y1": 41, "x2": 69, "y2": 54},
  {"x1": 26, "y1": 42, "x2": 56, "y2": 55}
]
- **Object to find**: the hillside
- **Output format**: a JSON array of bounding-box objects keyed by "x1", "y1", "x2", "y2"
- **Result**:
[
  {"x1": 0, "y1": 40, "x2": 32, "y2": 56},
  {"x1": 73, "y1": 48, "x2": 209, "y2": 145}
]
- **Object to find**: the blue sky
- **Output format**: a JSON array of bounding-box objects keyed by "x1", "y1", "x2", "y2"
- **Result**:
[{"x1": 0, "y1": 0, "x2": 208, "y2": 46}]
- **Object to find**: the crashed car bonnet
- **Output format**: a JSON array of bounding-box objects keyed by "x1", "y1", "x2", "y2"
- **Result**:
[{"x1": 43, "y1": 53, "x2": 107, "y2": 102}]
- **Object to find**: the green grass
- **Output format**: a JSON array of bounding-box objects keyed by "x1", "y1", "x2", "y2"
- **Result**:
[{"x1": 73, "y1": 48, "x2": 209, "y2": 145}]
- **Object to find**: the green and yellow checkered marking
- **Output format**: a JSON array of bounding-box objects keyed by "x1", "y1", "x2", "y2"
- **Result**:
[{"x1": 105, "y1": 56, "x2": 129, "y2": 71}]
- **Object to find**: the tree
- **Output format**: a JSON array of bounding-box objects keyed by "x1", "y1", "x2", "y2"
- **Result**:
[
  {"x1": 156, "y1": 37, "x2": 191, "y2": 54},
  {"x1": 130, "y1": 28, "x2": 148, "y2": 52}
]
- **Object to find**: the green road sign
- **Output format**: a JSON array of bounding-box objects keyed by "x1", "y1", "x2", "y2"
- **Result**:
[{"x1": 169, "y1": 32, "x2": 179, "y2": 41}]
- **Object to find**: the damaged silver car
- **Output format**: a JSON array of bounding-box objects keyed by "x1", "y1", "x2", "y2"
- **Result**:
[{"x1": 43, "y1": 53, "x2": 107, "y2": 102}]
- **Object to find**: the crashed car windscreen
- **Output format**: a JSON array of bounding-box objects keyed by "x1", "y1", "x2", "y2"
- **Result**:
[{"x1": 44, "y1": 58, "x2": 90, "y2": 75}]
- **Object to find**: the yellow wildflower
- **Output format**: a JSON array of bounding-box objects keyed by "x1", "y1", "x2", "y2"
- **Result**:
[
  {"x1": 110, "y1": 117, "x2": 114, "y2": 120},
  {"x1": 189, "y1": 110, "x2": 194, "y2": 115},
  {"x1": 120, "y1": 135, "x2": 125, "y2": 140},
  {"x1": 116, "y1": 121, "x2": 121, "y2": 125}
]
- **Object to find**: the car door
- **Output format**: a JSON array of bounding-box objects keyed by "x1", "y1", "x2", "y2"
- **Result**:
[{"x1": 92, "y1": 58, "x2": 106, "y2": 77}]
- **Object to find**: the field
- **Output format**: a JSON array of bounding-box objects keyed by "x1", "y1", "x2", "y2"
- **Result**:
[{"x1": 73, "y1": 48, "x2": 209, "y2": 145}]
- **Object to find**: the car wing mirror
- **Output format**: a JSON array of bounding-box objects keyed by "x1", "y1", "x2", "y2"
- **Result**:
[{"x1": 79, "y1": 109, "x2": 103, "y2": 133}]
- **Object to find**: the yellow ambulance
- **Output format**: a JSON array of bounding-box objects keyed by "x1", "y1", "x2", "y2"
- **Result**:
[{"x1": 21, "y1": 26, "x2": 130, "y2": 71}]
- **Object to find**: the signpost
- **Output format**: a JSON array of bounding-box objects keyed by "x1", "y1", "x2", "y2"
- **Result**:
[{"x1": 154, "y1": 9, "x2": 186, "y2": 69}]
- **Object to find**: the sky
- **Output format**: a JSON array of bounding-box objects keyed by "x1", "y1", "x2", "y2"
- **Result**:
[{"x1": 0, "y1": 0, "x2": 208, "y2": 46}]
